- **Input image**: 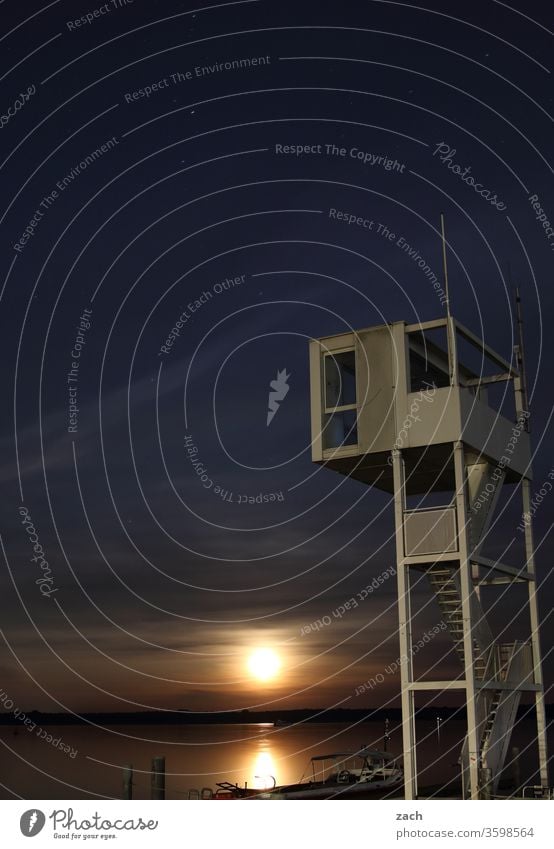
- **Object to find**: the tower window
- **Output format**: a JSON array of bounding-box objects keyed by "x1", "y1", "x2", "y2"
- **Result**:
[
  {"x1": 324, "y1": 349, "x2": 357, "y2": 409},
  {"x1": 323, "y1": 349, "x2": 357, "y2": 449}
]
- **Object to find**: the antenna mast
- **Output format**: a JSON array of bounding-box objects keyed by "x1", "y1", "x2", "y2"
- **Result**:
[
  {"x1": 514, "y1": 287, "x2": 530, "y2": 429},
  {"x1": 440, "y1": 213, "x2": 457, "y2": 383},
  {"x1": 440, "y1": 212, "x2": 452, "y2": 319}
]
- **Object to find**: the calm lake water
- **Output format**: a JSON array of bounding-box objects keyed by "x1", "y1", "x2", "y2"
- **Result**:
[{"x1": 0, "y1": 718, "x2": 550, "y2": 799}]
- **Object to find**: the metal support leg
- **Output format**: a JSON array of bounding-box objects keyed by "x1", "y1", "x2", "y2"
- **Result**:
[
  {"x1": 392, "y1": 450, "x2": 417, "y2": 799},
  {"x1": 522, "y1": 479, "x2": 549, "y2": 788},
  {"x1": 454, "y1": 442, "x2": 481, "y2": 800}
]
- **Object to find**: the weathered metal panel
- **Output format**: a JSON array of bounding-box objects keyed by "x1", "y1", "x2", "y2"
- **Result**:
[
  {"x1": 403, "y1": 507, "x2": 458, "y2": 556},
  {"x1": 357, "y1": 326, "x2": 396, "y2": 453},
  {"x1": 459, "y1": 390, "x2": 531, "y2": 479},
  {"x1": 309, "y1": 340, "x2": 324, "y2": 462}
]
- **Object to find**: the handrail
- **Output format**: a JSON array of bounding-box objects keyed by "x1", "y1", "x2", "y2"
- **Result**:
[
  {"x1": 404, "y1": 505, "x2": 456, "y2": 514},
  {"x1": 522, "y1": 784, "x2": 550, "y2": 799}
]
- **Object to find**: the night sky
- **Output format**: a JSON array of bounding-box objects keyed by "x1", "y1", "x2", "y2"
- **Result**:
[{"x1": 0, "y1": 0, "x2": 553, "y2": 718}]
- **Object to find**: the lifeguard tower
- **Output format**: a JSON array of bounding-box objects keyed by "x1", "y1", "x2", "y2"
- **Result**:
[{"x1": 309, "y1": 312, "x2": 549, "y2": 799}]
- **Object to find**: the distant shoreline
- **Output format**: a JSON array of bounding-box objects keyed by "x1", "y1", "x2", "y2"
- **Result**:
[{"x1": 1, "y1": 704, "x2": 551, "y2": 726}]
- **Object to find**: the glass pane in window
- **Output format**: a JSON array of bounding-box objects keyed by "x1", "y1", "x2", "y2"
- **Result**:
[
  {"x1": 324, "y1": 350, "x2": 356, "y2": 408},
  {"x1": 409, "y1": 348, "x2": 449, "y2": 393},
  {"x1": 323, "y1": 409, "x2": 358, "y2": 449}
]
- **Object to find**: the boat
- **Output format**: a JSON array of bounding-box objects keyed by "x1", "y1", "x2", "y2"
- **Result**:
[
  {"x1": 273, "y1": 719, "x2": 293, "y2": 727},
  {"x1": 247, "y1": 747, "x2": 403, "y2": 799},
  {"x1": 213, "y1": 776, "x2": 277, "y2": 799}
]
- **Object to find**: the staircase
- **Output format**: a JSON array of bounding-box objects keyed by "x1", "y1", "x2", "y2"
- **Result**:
[
  {"x1": 467, "y1": 460, "x2": 505, "y2": 555},
  {"x1": 479, "y1": 642, "x2": 533, "y2": 792},
  {"x1": 426, "y1": 564, "x2": 492, "y2": 679},
  {"x1": 426, "y1": 564, "x2": 532, "y2": 796},
  {"x1": 407, "y1": 455, "x2": 535, "y2": 797}
]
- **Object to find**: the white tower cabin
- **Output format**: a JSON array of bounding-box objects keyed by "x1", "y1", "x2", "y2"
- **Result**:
[{"x1": 309, "y1": 315, "x2": 549, "y2": 800}]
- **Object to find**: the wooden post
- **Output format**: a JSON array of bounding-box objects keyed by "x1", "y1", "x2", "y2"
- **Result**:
[
  {"x1": 151, "y1": 756, "x2": 166, "y2": 800},
  {"x1": 122, "y1": 764, "x2": 133, "y2": 799}
]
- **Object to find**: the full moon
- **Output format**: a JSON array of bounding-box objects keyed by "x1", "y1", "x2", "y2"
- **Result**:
[{"x1": 247, "y1": 648, "x2": 281, "y2": 682}]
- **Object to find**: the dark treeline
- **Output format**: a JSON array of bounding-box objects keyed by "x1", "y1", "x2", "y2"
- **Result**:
[{"x1": 0, "y1": 703, "x2": 551, "y2": 726}]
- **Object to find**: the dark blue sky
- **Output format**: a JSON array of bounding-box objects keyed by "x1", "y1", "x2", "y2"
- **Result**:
[{"x1": 0, "y1": 0, "x2": 552, "y2": 715}]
